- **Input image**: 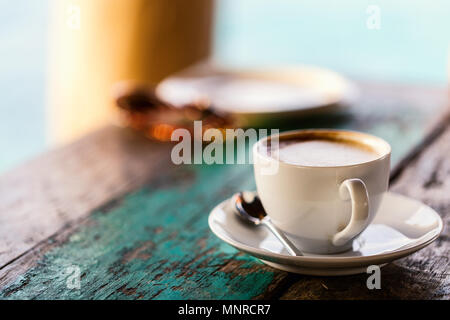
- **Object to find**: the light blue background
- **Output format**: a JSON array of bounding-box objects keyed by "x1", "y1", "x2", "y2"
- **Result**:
[{"x1": 0, "y1": 0, "x2": 449, "y2": 172}]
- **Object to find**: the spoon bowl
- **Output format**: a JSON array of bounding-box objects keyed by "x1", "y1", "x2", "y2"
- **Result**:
[
  {"x1": 234, "y1": 192, "x2": 266, "y2": 225},
  {"x1": 233, "y1": 192, "x2": 303, "y2": 256}
]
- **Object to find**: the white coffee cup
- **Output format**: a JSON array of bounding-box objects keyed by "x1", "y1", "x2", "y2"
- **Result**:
[{"x1": 253, "y1": 129, "x2": 391, "y2": 254}]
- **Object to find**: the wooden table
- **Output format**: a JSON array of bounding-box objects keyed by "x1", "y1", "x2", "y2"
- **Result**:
[{"x1": 0, "y1": 81, "x2": 449, "y2": 299}]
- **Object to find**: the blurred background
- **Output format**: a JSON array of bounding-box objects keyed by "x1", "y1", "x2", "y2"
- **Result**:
[{"x1": 0, "y1": 0, "x2": 449, "y2": 173}]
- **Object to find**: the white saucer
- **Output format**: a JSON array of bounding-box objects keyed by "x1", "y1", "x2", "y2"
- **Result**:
[{"x1": 208, "y1": 192, "x2": 443, "y2": 276}]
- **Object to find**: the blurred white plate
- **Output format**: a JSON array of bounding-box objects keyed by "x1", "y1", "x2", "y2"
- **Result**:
[{"x1": 157, "y1": 63, "x2": 358, "y2": 126}]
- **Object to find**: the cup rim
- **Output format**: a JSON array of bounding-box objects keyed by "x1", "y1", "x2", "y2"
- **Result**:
[{"x1": 254, "y1": 128, "x2": 391, "y2": 169}]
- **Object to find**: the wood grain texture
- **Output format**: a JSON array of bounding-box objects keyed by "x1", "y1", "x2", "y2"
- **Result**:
[
  {"x1": 1, "y1": 164, "x2": 287, "y2": 299},
  {"x1": 0, "y1": 127, "x2": 173, "y2": 267},
  {"x1": 0, "y1": 82, "x2": 448, "y2": 299}
]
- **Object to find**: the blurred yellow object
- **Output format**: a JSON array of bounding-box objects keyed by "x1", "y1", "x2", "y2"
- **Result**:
[{"x1": 47, "y1": 0, "x2": 213, "y2": 145}]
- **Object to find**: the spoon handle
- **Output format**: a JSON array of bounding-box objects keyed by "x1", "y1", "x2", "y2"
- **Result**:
[{"x1": 262, "y1": 217, "x2": 303, "y2": 256}]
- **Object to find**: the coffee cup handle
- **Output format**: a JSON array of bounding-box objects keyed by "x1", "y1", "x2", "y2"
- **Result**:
[{"x1": 332, "y1": 178, "x2": 369, "y2": 247}]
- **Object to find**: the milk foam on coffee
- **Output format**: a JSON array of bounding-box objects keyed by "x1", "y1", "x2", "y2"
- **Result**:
[{"x1": 275, "y1": 139, "x2": 379, "y2": 167}]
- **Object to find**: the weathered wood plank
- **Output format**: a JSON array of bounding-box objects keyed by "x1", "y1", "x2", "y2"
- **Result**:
[
  {"x1": 1, "y1": 163, "x2": 287, "y2": 299},
  {"x1": 0, "y1": 127, "x2": 173, "y2": 267},
  {"x1": 0, "y1": 82, "x2": 447, "y2": 299},
  {"x1": 279, "y1": 114, "x2": 450, "y2": 300}
]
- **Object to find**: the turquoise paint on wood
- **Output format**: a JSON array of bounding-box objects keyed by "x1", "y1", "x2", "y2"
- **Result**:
[{"x1": 0, "y1": 163, "x2": 282, "y2": 299}]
